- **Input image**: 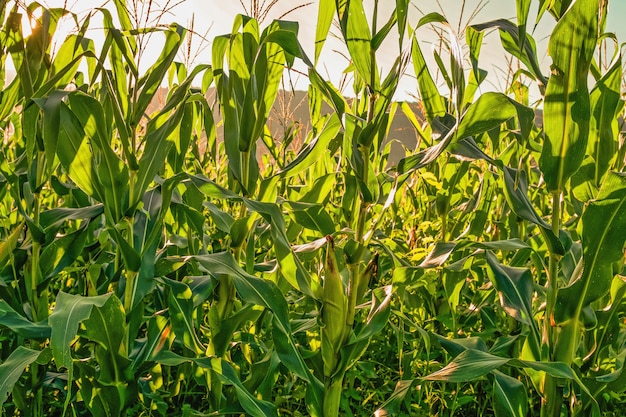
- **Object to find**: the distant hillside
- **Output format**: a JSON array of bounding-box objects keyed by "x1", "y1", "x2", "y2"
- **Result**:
[
  {"x1": 262, "y1": 90, "x2": 424, "y2": 164},
  {"x1": 147, "y1": 87, "x2": 425, "y2": 165}
]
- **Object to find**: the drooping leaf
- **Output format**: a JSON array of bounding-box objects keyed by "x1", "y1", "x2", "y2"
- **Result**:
[
  {"x1": 0, "y1": 300, "x2": 51, "y2": 339},
  {"x1": 49, "y1": 292, "x2": 112, "y2": 370},
  {"x1": 485, "y1": 251, "x2": 536, "y2": 327},
  {"x1": 456, "y1": 92, "x2": 518, "y2": 140},
  {"x1": 471, "y1": 19, "x2": 546, "y2": 87},
  {"x1": 424, "y1": 349, "x2": 509, "y2": 382},
  {"x1": 0, "y1": 347, "x2": 45, "y2": 406},
  {"x1": 161, "y1": 277, "x2": 206, "y2": 354},
  {"x1": 375, "y1": 379, "x2": 415, "y2": 415}
]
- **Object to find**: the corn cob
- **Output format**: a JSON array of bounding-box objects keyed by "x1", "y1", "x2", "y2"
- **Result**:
[{"x1": 321, "y1": 235, "x2": 347, "y2": 378}]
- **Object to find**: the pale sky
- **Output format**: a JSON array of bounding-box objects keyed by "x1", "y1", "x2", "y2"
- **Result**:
[{"x1": 12, "y1": 0, "x2": 626, "y2": 101}]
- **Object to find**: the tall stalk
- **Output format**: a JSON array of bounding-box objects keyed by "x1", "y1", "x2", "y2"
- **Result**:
[{"x1": 541, "y1": 190, "x2": 562, "y2": 417}]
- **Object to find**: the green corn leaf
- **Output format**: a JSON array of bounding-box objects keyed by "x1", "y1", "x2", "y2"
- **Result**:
[
  {"x1": 39, "y1": 204, "x2": 104, "y2": 232},
  {"x1": 210, "y1": 305, "x2": 262, "y2": 358},
  {"x1": 190, "y1": 175, "x2": 320, "y2": 298},
  {"x1": 436, "y1": 335, "x2": 489, "y2": 357},
  {"x1": 111, "y1": 0, "x2": 137, "y2": 45},
  {"x1": 425, "y1": 347, "x2": 596, "y2": 411},
  {"x1": 56, "y1": 102, "x2": 102, "y2": 201},
  {"x1": 0, "y1": 78, "x2": 21, "y2": 123},
  {"x1": 471, "y1": 19, "x2": 546, "y2": 87},
  {"x1": 0, "y1": 223, "x2": 23, "y2": 267},
  {"x1": 485, "y1": 251, "x2": 536, "y2": 327},
  {"x1": 107, "y1": 225, "x2": 141, "y2": 272},
  {"x1": 497, "y1": 163, "x2": 565, "y2": 255},
  {"x1": 132, "y1": 24, "x2": 185, "y2": 126},
  {"x1": 0, "y1": 300, "x2": 50, "y2": 339},
  {"x1": 81, "y1": 295, "x2": 126, "y2": 356},
  {"x1": 49, "y1": 292, "x2": 112, "y2": 370},
  {"x1": 424, "y1": 349, "x2": 510, "y2": 382},
  {"x1": 0, "y1": 347, "x2": 45, "y2": 406},
  {"x1": 485, "y1": 252, "x2": 541, "y2": 358},
  {"x1": 515, "y1": 0, "x2": 531, "y2": 51},
  {"x1": 275, "y1": 114, "x2": 341, "y2": 179},
  {"x1": 587, "y1": 54, "x2": 623, "y2": 185},
  {"x1": 466, "y1": 26, "x2": 484, "y2": 84},
  {"x1": 285, "y1": 201, "x2": 336, "y2": 235},
  {"x1": 67, "y1": 93, "x2": 129, "y2": 220},
  {"x1": 154, "y1": 351, "x2": 278, "y2": 417},
  {"x1": 314, "y1": 0, "x2": 335, "y2": 63},
  {"x1": 47, "y1": 34, "x2": 91, "y2": 90},
  {"x1": 411, "y1": 35, "x2": 446, "y2": 122},
  {"x1": 396, "y1": 120, "x2": 457, "y2": 174},
  {"x1": 375, "y1": 379, "x2": 414, "y2": 416},
  {"x1": 132, "y1": 94, "x2": 187, "y2": 209},
  {"x1": 344, "y1": 0, "x2": 376, "y2": 87},
  {"x1": 395, "y1": 0, "x2": 409, "y2": 48},
  {"x1": 161, "y1": 277, "x2": 206, "y2": 354},
  {"x1": 371, "y1": 10, "x2": 397, "y2": 52},
  {"x1": 543, "y1": 0, "x2": 574, "y2": 20},
  {"x1": 190, "y1": 251, "x2": 317, "y2": 385},
  {"x1": 263, "y1": 25, "x2": 312, "y2": 66},
  {"x1": 539, "y1": 0, "x2": 598, "y2": 192},
  {"x1": 556, "y1": 172, "x2": 626, "y2": 324},
  {"x1": 309, "y1": 68, "x2": 348, "y2": 116},
  {"x1": 397, "y1": 92, "x2": 523, "y2": 175},
  {"x1": 37, "y1": 90, "x2": 66, "y2": 178},
  {"x1": 40, "y1": 224, "x2": 89, "y2": 279},
  {"x1": 456, "y1": 92, "x2": 518, "y2": 140},
  {"x1": 492, "y1": 370, "x2": 528, "y2": 417}
]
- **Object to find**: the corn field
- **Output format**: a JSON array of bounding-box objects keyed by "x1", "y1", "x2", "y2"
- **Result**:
[{"x1": 1, "y1": 0, "x2": 626, "y2": 416}]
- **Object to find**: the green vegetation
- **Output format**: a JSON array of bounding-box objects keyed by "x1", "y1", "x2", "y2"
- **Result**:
[{"x1": 0, "y1": 0, "x2": 625, "y2": 416}]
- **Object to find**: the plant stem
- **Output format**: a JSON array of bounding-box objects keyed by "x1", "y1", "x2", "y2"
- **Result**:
[
  {"x1": 29, "y1": 151, "x2": 46, "y2": 417},
  {"x1": 323, "y1": 373, "x2": 345, "y2": 417},
  {"x1": 542, "y1": 190, "x2": 562, "y2": 417}
]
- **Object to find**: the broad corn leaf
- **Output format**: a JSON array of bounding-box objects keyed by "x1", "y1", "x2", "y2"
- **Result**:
[
  {"x1": 0, "y1": 300, "x2": 50, "y2": 339},
  {"x1": 515, "y1": 0, "x2": 531, "y2": 50},
  {"x1": 588, "y1": 54, "x2": 623, "y2": 183},
  {"x1": 314, "y1": 0, "x2": 335, "y2": 63},
  {"x1": 411, "y1": 35, "x2": 446, "y2": 122},
  {"x1": 493, "y1": 370, "x2": 528, "y2": 417},
  {"x1": 344, "y1": 0, "x2": 376, "y2": 86},
  {"x1": 424, "y1": 349, "x2": 509, "y2": 382},
  {"x1": 49, "y1": 292, "x2": 112, "y2": 370},
  {"x1": 552, "y1": 172, "x2": 626, "y2": 369},
  {"x1": 133, "y1": 24, "x2": 185, "y2": 126},
  {"x1": 539, "y1": 0, "x2": 598, "y2": 191},
  {"x1": 556, "y1": 173, "x2": 626, "y2": 324},
  {"x1": 0, "y1": 347, "x2": 45, "y2": 406}
]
